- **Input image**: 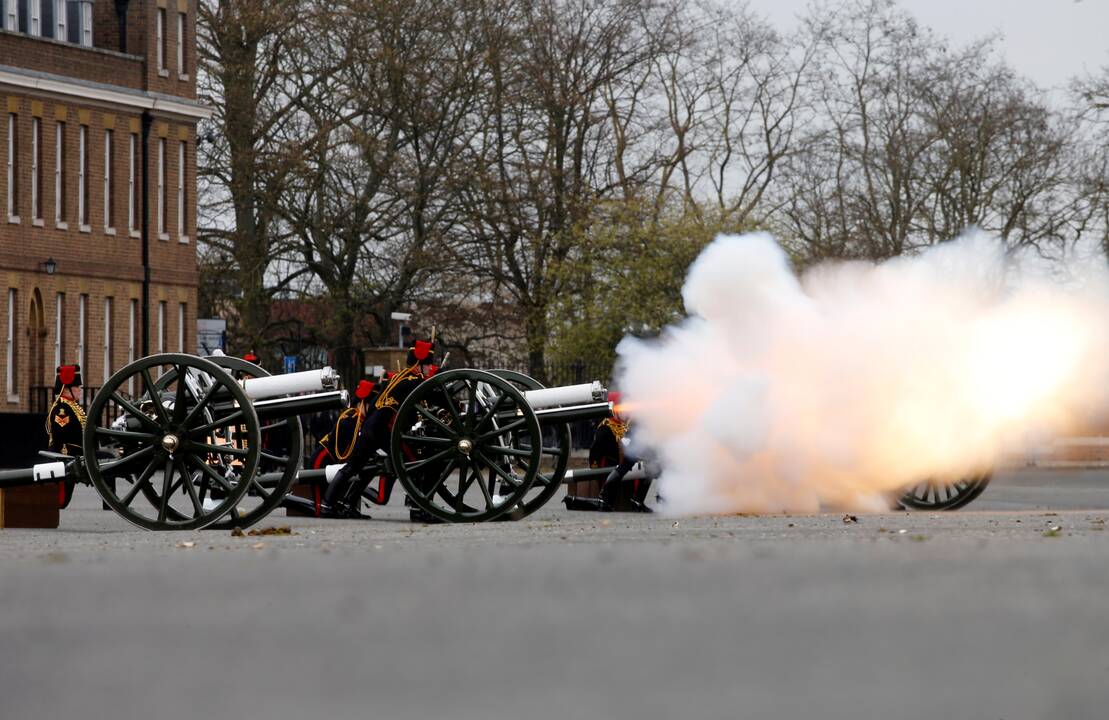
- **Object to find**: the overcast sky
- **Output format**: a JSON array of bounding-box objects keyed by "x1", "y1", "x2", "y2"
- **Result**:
[{"x1": 745, "y1": 0, "x2": 1109, "y2": 90}]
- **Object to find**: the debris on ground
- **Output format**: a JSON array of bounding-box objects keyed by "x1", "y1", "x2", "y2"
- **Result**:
[
  {"x1": 176, "y1": 541, "x2": 195, "y2": 549},
  {"x1": 842, "y1": 514, "x2": 859, "y2": 524},
  {"x1": 1043, "y1": 526, "x2": 1062, "y2": 538},
  {"x1": 230, "y1": 528, "x2": 245, "y2": 537},
  {"x1": 250, "y1": 542, "x2": 266, "y2": 550},
  {"x1": 247, "y1": 526, "x2": 295, "y2": 537}
]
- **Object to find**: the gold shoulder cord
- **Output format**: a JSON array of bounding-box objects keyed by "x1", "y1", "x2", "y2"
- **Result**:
[
  {"x1": 333, "y1": 402, "x2": 365, "y2": 461},
  {"x1": 601, "y1": 418, "x2": 628, "y2": 443},
  {"x1": 375, "y1": 365, "x2": 418, "y2": 410}
]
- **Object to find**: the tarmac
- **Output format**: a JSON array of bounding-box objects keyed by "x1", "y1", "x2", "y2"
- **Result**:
[{"x1": 2, "y1": 467, "x2": 1109, "y2": 720}]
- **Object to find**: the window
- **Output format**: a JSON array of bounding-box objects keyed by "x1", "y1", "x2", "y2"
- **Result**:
[
  {"x1": 128, "y1": 132, "x2": 137, "y2": 234},
  {"x1": 77, "y1": 293, "x2": 87, "y2": 376},
  {"x1": 55, "y1": 121, "x2": 67, "y2": 226},
  {"x1": 177, "y1": 303, "x2": 186, "y2": 352},
  {"x1": 103, "y1": 298, "x2": 113, "y2": 383},
  {"x1": 156, "y1": 9, "x2": 166, "y2": 72},
  {"x1": 177, "y1": 141, "x2": 186, "y2": 240},
  {"x1": 6, "y1": 113, "x2": 17, "y2": 222},
  {"x1": 6, "y1": 289, "x2": 17, "y2": 401},
  {"x1": 5, "y1": 0, "x2": 17, "y2": 32},
  {"x1": 78, "y1": 124, "x2": 89, "y2": 229},
  {"x1": 80, "y1": 0, "x2": 90, "y2": 46},
  {"x1": 157, "y1": 138, "x2": 166, "y2": 238},
  {"x1": 104, "y1": 129, "x2": 114, "y2": 231},
  {"x1": 30, "y1": 0, "x2": 40, "y2": 35},
  {"x1": 177, "y1": 12, "x2": 186, "y2": 75},
  {"x1": 157, "y1": 301, "x2": 166, "y2": 353},
  {"x1": 128, "y1": 299, "x2": 136, "y2": 395},
  {"x1": 31, "y1": 117, "x2": 42, "y2": 222},
  {"x1": 55, "y1": 0, "x2": 64, "y2": 41},
  {"x1": 54, "y1": 292, "x2": 65, "y2": 369}
]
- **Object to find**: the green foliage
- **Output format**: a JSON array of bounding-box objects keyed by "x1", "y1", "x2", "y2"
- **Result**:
[{"x1": 548, "y1": 201, "x2": 753, "y2": 369}]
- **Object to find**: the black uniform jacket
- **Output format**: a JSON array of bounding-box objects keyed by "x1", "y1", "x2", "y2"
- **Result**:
[
  {"x1": 46, "y1": 395, "x2": 86, "y2": 456},
  {"x1": 589, "y1": 418, "x2": 628, "y2": 468}
]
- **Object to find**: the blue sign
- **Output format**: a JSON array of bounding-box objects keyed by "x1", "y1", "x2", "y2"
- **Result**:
[{"x1": 283, "y1": 355, "x2": 298, "y2": 374}]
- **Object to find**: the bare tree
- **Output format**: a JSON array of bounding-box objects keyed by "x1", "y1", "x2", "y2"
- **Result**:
[{"x1": 197, "y1": 0, "x2": 339, "y2": 358}]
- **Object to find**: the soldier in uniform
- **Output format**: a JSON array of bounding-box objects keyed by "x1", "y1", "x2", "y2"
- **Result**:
[
  {"x1": 45, "y1": 364, "x2": 86, "y2": 508},
  {"x1": 563, "y1": 392, "x2": 653, "y2": 513},
  {"x1": 321, "y1": 340, "x2": 438, "y2": 518}
]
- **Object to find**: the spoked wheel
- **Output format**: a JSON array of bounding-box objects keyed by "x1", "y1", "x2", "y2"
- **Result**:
[
  {"x1": 392, "y1": 369, "x2": 542, "y2": 523},
  {"x1": 83, "y1": 353, "x2": 261, "y2": 531},
  {"x1": 898, "y1": 473, "x2": 992, "y2": 511},
  {"x1": 486, "y1": 370, "x2": 570, "y2": 521}
]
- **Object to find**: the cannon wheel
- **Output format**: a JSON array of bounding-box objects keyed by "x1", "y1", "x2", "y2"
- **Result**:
[
  {"x1": 392, "y1": 368, "x2": 542, "y2": 523},
  {"x1": 152, "y1": 356, "x2": 304, "y2": 530},
  {"x1": 898, "y1": 473, "x2": 992, "y2": 511},
  {"x1": 83, "y1": 353, "x2": 261, "y2": 531},
  {"x1": 486, "y1": 370, "x2": 571, "y2": 521}
]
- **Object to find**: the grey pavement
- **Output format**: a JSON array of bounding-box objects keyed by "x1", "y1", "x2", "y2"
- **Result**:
[{"x1": 2, "y1": 468, "x2": 1109, "y2": 720}]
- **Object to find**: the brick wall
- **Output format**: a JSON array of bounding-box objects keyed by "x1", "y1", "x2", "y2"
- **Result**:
[
  {"x1": 0, "y1": 28, "x2": 144, "y2": 90},
  {"x1": 0, "y1": 102, "x2": 200, "y2": 412},
  {"x1": 138, "y1": 0, "x2": 197, "y2": 100}
]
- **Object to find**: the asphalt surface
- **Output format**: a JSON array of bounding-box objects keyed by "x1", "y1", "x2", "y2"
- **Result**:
[{"x1": 3, "y1": 468, "x2": 1109, "y2": 720}]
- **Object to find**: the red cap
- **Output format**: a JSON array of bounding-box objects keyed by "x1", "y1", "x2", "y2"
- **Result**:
[
  {"x1": 354, "y1": 380, "x2": 375, "y2": 399},
  {"x1": 59, "y1": 365, "x2": 77, "y2": 386},
  {"x1": 243, "y1": 352, "x2": 259, "y2": 363},
  {"x1": 412, "y1": 340, "x2": 433, "y2": 362}
]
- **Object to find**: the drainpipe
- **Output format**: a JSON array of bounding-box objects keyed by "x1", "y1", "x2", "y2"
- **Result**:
[{"x1": 141, "y1": 110, "x2": 151, "y2": 356}]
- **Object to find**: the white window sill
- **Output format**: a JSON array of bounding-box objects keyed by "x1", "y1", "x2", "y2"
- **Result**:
[
  {"x1": 56, "y1": 221, "x2": 69, "y2": 230},
  {"x1": 129, "y1": 229, "x2": 140, "y2": 238},
  {"x1": 179, "y1": 234, "x2": 189, "y2": 244},
  {"x1": 105, "y1": 227, "x2": 116, "y2": 236},
  {"x1": 6, "y1": 394, "x2": 19, "y2": 404},
  {"x1": 7, "y1": 215, "x2": 19, "y2": 224},
  {"x1": 178, "y1": 73, "x2": 190, "y2": 82},
  {"x1": 79, "y1": 224, "x2": 91, "y2": 234},
  {"x1": 158, "y1": 68, "x2": 170, "y2": 77},
  {"x1": 158, "y1": 232, "x2": 170, "y2": 241},
  {"x1": 32, "y1": 218, "x2": 45, "y2": 227}
]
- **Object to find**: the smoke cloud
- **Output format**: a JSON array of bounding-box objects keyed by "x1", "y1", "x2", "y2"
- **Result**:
[{"x1": 616, "y1": 230, "x2": 1109, "y2": 514}]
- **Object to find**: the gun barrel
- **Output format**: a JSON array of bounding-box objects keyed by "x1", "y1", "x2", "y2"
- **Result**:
[
  {"x1": 533, "y1": 401, "x2": 612, "y2": 425},
  {"x1": 252, "y1": 390, "x2": 349, "y2": 420},
  {"x1": 523, "y1": 381, "x2": 606, "y2": 410},
  {"x1": 241, "y1": 367, "x2": 340, "y2": 400}
]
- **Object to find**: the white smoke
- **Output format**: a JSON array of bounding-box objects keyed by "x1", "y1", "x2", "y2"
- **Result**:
[{"x1": 616, "y1": 230, "x2": 1109, "y2": 514}]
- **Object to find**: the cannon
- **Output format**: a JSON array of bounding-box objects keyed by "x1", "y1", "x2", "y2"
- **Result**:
[
  {"x1": 0, "y1": 356, "x2": 614, "y2": 530},
  {"x1": 0, "y1": 353, "x2": 991, "y2": 529}
]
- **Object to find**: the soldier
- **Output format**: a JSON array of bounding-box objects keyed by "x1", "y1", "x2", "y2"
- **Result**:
[
  {"x1": 45, "y1": 364, "x2": 86, "y2": 508},
  {"x1": 563, "y1": 392, "x2": 653, "y2": 513},
  {"x1": 321, "y1": 340, "x2": 438, "y2": 518}
]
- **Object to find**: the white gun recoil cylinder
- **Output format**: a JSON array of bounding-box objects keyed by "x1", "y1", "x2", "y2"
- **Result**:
[
  {"x1": 240, "y1": 367, "x2": 340, "y2": 400},
  {"x1": 523, "y1": 381, "x2": 607, "y2": 410}
]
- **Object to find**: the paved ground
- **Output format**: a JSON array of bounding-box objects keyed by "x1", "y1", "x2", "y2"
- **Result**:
[{"x1": 3, "y1": 468, "x2": 1109, "y2": 720}]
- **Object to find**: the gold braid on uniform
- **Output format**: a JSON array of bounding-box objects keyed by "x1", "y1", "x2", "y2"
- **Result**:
[
  {"x1": 333, "y1": 402, "x2": 366, "y2": 461},
  {"x1": 374, "y1": 365, "x2": 421, "y2": 410},
  {"x1": 601, "y1": 417, "x2": 629, "y2": 464},
  {"x1": 45, "y1": 396, "x2": 87, "y2": 454}
]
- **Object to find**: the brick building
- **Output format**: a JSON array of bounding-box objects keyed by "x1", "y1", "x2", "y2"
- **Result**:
[{"x1": 0, "y1": 0, "x2": 206, "y2": 461}]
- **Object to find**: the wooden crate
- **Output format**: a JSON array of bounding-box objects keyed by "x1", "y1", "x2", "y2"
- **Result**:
[{"x1": 0, "y1": 484, "x2": 60, "y2": 528}]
